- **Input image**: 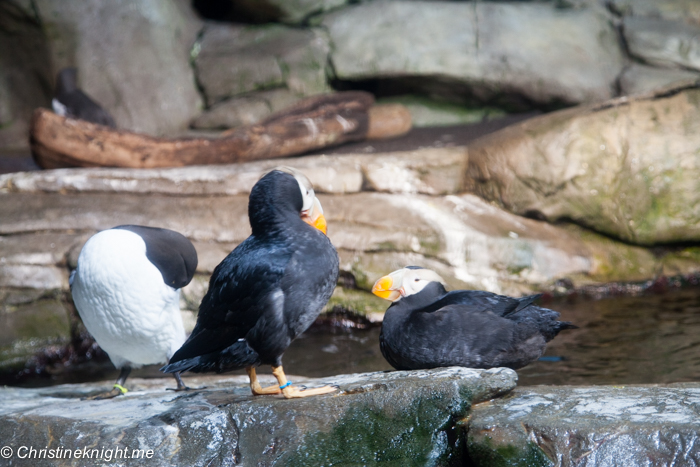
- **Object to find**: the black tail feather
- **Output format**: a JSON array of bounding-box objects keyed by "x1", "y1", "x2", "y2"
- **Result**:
[{"x1": 161, "y1": 339, "x2": 260, "y2": 375}]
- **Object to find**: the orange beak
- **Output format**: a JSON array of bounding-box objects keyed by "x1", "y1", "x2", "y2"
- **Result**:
[
  {"x1": 371, "y1": 270, "x2": 405, "y2": 302},
  {"x1": 301, "y1": 197, "x2": 327, "y2": 235}
]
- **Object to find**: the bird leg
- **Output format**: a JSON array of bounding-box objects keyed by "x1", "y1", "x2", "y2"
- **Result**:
[
  {"x1": 84, "y1": 367, "x2": 131, "y2": 400},
  {"x1": 272, "y1": 365, "x2": 337, "y2": 399},
  {"x1": 166, "y1": 371, "x2": 206, "y2": 392},
  {"x1": 247, "y1": 366, "x2": 282, "y2": 395}
]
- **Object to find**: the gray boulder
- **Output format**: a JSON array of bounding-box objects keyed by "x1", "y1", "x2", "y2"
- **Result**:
[
  {"x1": 0, "y1": 1, "x2": 52, "y2": 150},
  {"x1": 194, "y1": 23, "x2": 331, "y2": 105},
  {"x1": 191, "y1": 88, "x2": 301, "y2": 129},
  {"x1": 33, "y1": 0, "x2": 203, "y2": 136},
  {"x1": 623, "y1": 16, "x2": 700, "y2": 72},
  {"x1": 0, "y1": 367, "x2": 517, "y2": 466},
  {"x1": 323, "y1": 1, "x2": 624, "y2": 105},
  {"x1": 619, "y1": 63, "x2": 700, "y2": 96},
  {"x1": 468, "y1": 384, "x2": 700, "y2": 466},
  {"x1": 610, "y1": 0, "x2": 700, "y2": 24},
  {"x1": 464, "y1": 85, "x2": 700, "y2": 245}
]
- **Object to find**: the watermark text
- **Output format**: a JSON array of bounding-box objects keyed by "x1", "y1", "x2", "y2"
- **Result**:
[{"x1": 1, "y1": 445, "x2": 154, "y2": 461}]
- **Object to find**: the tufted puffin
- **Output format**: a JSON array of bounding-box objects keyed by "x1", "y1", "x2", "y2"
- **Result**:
[
  {"x1": 371, "y1": 266, "x2": 576, "y2": 371},
  {"x1": 52, "y1": 67, "x2": 117, "y2": 128},
  {"x1": 162, "y1": 168, "x2": 340, "y2": 398},
  {"x1": 70, "y1": 225, "x2": 198, "y2": 399}
]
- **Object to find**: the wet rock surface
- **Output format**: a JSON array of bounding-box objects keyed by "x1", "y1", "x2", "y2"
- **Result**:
[
  {"x1": 0, "y1": 367, "x2": 517, "y2": 466},
  {"x1": 467, "y1": 384, "x2": 700, "y2": 466}
]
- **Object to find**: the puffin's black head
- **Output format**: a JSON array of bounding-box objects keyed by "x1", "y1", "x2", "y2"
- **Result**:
[
  {"x1": 371, "y1": 266, "x2": 447, "y2": 302},
  {"x1": 56, "y1": 67, "x2": 78, "y2": 95},
  {"x1": 248, "y1": 167, "x2": 327, "y2": 235}
]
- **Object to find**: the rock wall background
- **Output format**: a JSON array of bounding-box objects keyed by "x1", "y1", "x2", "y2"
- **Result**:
[{"x1": 3, "y1": 0, "x2": 700, "y2": 148}]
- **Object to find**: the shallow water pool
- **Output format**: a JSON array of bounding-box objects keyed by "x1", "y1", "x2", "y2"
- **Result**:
[
  {"x1": 287, "y1": 287, "x2": 700, "y2": 387},
  {"x1": 4, "y1": 287, "x2": 700, "y2": 387}
]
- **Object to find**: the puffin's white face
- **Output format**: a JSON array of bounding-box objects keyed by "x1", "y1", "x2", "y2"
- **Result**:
[
  {"x1": 371, "y1": 267, "x2": 447, "y2": 302},
  {"x1": 275, "y1": 166, "x2": 327, "y2": 235}
]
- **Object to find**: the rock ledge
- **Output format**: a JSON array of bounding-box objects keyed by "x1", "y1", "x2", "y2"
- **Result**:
[{"x1": 0, "y1": 367, "x2": 516, "y2": 466}]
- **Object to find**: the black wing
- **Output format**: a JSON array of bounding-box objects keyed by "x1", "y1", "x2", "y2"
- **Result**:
[
  {"x1": 168, "y1": 236, "x2": 292, "y2": 363},
  {"x1": 419, "y1": 289, "x2": 542, "y2": 317}
]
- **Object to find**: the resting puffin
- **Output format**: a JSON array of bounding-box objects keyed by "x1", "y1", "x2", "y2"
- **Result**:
[
  {"x1": 70, "y1": 225, "x2": 197, "y2": 399},
  {"x1": 371, "y1": 266, "x2": 576, "y2": 371},
  {"x1": 52, "y1": 67, "x2": 116, "y2": 128},
  {"x1": 162, "y1": 168, "x2": 339, "y2": 399}
]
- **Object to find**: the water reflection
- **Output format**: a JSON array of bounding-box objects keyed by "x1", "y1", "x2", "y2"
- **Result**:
[
  {"x1": 4, "y1": 287, "x2": 700, "y2": 387},
  {"x1": 288, "y1": 287, "x2": 700, "y2": 386},
  {"x1": 519, "y1": 287, "x2": 700, "y2": 386}
]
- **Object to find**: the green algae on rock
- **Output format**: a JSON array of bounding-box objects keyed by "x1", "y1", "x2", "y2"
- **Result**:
[{"x1": 465, "y1": 84, "x2": 700, "y2": 245}]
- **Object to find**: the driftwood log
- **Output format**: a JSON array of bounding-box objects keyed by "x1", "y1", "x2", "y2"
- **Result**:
[{"x1": 30, "y1": 91, "x2": 412, "y2": 169}]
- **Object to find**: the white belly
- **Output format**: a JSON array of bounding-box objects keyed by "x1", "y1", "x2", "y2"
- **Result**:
[{"x1": 71, "y1": 229, "x2": 186, "y2": 368}]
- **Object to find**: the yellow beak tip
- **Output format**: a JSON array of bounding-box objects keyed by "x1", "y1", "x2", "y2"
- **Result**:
[{"x1": 371, "y1": 275, "x2": 395, "y2": 300}]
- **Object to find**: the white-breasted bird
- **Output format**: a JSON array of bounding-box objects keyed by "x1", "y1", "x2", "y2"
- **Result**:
[{"x1": 70, "y1": 225, "x2": 197, "y2": 399}]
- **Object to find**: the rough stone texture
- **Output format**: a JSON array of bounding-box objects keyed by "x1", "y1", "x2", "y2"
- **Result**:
[
  {"x1": 623, "y1": 16, "x2": 700, "y2": 72},
  {"x1": 0, "y1": 1, "x2": 52, "y2": 150},
  {"x1": 195, "y1": 23, "x2": 331, "y2": 104},
  {"x1": 33, "y1": 0, "x2": 203, "y2": 136},
  {"x1": 0, "y1": 148, "x2": 463, "y2": 197},
  {"x1": 0, "y1": 291, "x2": 72, "y2": 368},
  {"x1": 610, "y1": 0, "x2": 700, "y2": 25},
  {"x1": 468, "y1": 384, "x2": 700, "y2": 466},
  {"x1": 464, "y1": 85, "x2": 700, "y2": 245},
  {"x1": 323, "y1": 2, "x2": 624, "y2": 105},
  {"x1": 1, "y1": 166, "x2": 674, "y2": 297},
  {"x1": 191, "y1": 88, "x2": 301, "y2": 129},
  {"x1": 0, "y1": 367, "x2": 517, "y2": 466},
  {"x1": 3, "y1": 146, "x2": 700, "y2": 305},
  {"x1": 619, "y1": 63, "x2": 700, "y2": 96}
]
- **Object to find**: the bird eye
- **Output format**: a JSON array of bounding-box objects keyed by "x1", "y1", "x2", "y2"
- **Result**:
[{"x1": 414, "y1": 278, "x2": 420, "y2": 282}]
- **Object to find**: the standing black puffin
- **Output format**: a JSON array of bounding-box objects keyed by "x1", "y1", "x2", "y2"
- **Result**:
[
  {"x1": 70, "y1": 225, "x2": 198, "y2": 399},
  {"x1": 371, "y1": 266, "x2": 576, "y2": 371},
  {"x1": 162, "y1": 168, "x2": 340, "y2": 399},
  {"x1": 52, "y1": 67, "x2": 117, "y2": 128}
]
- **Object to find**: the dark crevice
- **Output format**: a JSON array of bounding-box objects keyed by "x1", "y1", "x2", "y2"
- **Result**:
[
  {"x1": 604, "y1": 0, "x2": 626, "y2": 18},
  {"x1": 192, "y1": 0, "x2": 283, "y2": 24},
  {"x1": 611, "y1": 19, "x2": 631, "y2": 97},
  {"x1": 330, "y1": 75, "x2": 574, "y2": 114}
]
